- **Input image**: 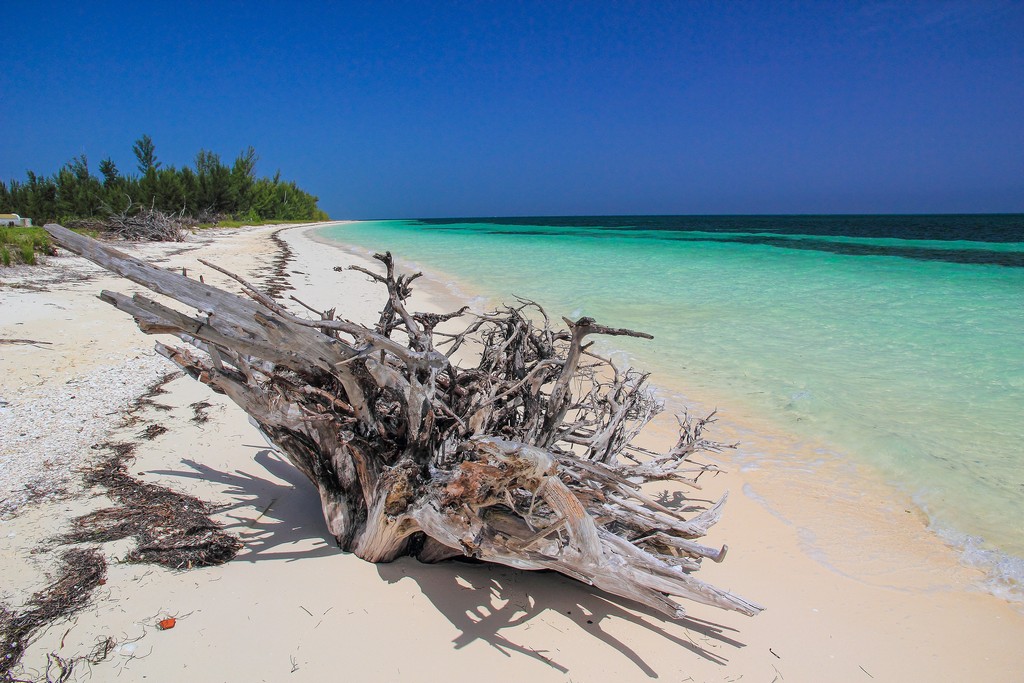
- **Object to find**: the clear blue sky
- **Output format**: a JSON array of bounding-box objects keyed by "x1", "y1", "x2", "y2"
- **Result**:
[{"x1": 2, "y1": 1, "x2": 1022, "y2": 218}]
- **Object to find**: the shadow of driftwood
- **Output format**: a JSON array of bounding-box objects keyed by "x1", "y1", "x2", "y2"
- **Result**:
[
  {"x1": 150, "y1": 448, "x2": 337, "y2": 562},
  {"x1": 377, "y1": 557, "x2": 746, "y2": 678},
  {"x1": 652, "y1": 488, "x2": 722, "y2": 512},
  {"x1": 155, "y1": 448, "x2": 746, "y2": 677}
]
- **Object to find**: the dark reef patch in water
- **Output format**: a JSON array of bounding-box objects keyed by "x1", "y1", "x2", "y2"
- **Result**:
[
  {"x1": 410, "y1": 216, "x2": 1024, "y2": 267},
  {"x1": 414, "y1": 214, "x2": 1024, "y2": 243}
]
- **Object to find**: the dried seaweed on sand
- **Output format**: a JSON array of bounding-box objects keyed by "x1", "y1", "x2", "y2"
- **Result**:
[{"x1": 61, "y1": 443, "x2": 240, "y2": 570}]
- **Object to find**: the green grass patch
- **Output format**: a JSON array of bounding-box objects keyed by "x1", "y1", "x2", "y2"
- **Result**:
[
  {"x1": 0, "y1": 226, "x2": 103, "y2": 266},
  {"x1": 0, "y1": 227, "x2": 51, "y2": 266},
  {"x1": 71, "y1": 227, "x2": 101, "y2": 239},
  {"x1": 18, "y1": 242, "x2": 35, "y2": 265}
]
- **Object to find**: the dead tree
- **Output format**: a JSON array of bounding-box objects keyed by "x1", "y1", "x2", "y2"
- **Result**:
[
  {"x1": 44, "y1": 224, "x2": 763, "y2": 620},
  {"x1": 103, "y1": 198, "x2": 189, "y2": 241}
]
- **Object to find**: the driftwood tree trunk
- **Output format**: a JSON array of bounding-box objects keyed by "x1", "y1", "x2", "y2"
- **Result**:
[{"x1": 45, "y1": 224, "x2": 763, "y2": 619}]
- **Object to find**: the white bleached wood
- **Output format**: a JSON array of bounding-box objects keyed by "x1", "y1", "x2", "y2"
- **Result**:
[{"x1": 44, "y1": 223, "x2": 763, "y2": 620}]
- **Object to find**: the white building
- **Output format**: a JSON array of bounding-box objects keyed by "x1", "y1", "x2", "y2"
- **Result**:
[{"x1": 0, "y1": 213, "x2": 32, "y2": 227}]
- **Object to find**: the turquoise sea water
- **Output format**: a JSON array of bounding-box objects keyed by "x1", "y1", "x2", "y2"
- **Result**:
[{"x1": 320, "y1": 215, "x2": 1024, "y2": 595}]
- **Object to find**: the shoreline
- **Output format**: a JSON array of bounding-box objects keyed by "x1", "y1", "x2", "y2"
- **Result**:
[
  {"x1": 304, "y1": 222, "x2": 1024, "y2": 676},
  {"x1": 1, "y1": 222, "x2": 1022, "y2": 680},
  {"x1": 311, "y1": 222, "x2": 1021, "y2": 603}
]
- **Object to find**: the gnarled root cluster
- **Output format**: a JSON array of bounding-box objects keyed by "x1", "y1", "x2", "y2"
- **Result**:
[{"x1": 44, "y1": 223, "x2": 763, "y2": 620}]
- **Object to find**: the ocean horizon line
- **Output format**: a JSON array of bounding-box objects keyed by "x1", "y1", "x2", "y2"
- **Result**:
[{"x1": 349, "y1": 211, "x2": 1024, "y2": 222}]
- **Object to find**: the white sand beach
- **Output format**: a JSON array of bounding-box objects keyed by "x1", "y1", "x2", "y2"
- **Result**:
[{"x1": 2, "y1": 223, "x2": 1023, "y2": 682}]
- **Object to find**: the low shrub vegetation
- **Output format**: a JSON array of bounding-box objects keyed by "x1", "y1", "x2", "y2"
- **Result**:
[{"x1": 0, "y1": 226, "x2": 51, "y2": 266}]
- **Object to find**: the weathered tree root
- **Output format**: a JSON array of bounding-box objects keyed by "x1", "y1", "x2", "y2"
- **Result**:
[{"x1": 44, "y1": 223, "x2": 763, "y2": 620}]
